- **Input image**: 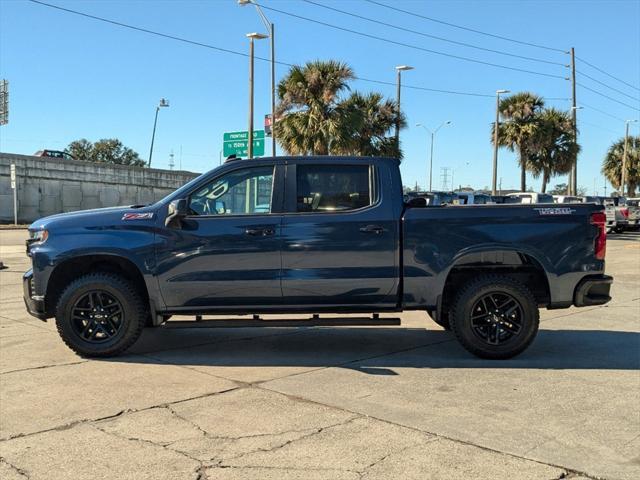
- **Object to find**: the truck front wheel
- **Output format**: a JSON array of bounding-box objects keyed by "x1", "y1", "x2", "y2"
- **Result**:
[
  {"x1": 55, "y1": 273, "x2": 146, "y2": 357},
  {"x1": 449, "y1": 275, "x2": 539, "y2": 359}
]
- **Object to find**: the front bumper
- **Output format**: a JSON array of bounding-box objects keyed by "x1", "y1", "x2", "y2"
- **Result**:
[
  {"x1": 23, "y1": 269, "x2": 47, "y2": 320},
  {"x1": 574, "y1": 274, "x2": 613, "y2": 307}
]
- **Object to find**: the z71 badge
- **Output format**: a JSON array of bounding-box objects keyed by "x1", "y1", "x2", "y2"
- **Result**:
[
  {"x1": 122, "y1": 212, "x2": 154, "y2": 220},
  {"x1": 533, "y1": 207, "x2": 576, "y2": 215}
]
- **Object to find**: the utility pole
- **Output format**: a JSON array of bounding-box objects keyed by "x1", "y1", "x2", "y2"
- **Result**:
[
  {"x1": 621, "y1": 120, "x2": 639, "y2": 196},
  {"x1": 492, "y1": 89, "x2": 509, "y2": 195},
  {"x1": 148, "y1": 98, "x2": 169, "y2": 168},
  {"x1": 395, "y1": 66, "x2": 413, "y2": 153},
  {"x1": 570, "y1": 47, "x2": 578, "y2": 196},
  {"x1": 246, "y1": 32, "x2": 268, "y2": 159}
]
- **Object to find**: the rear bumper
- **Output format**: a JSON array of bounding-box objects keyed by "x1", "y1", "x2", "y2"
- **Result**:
[
  {"x1": 574, "y1": 274, "x2": 613, "y2": 307},
  {"x1": 23, "y1": 269, "x2": 47, "y2": 320}
]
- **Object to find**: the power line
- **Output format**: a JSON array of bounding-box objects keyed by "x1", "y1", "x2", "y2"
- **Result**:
[
  {"x1": 577, "y1": 71, "x2": 640, "y2": 103},
  {"x1": 578, "y1": 120, "x2": 622, "y2": 136},
  {"x1": 580, "y1": 102, "x2": 626, "y2": 122},
  {"x1": 25, "y1": 1, "x2": 565, "y2": 102},
  {"x1": 355, "y1": 76, "x2": 493, "y2": 97},
  {"x1": 362, "y1": 0, "x2": 567, "y2": 54},
  {"x1": 576, "y1": 55, "x2": 640, "y2": 93},
  {"x1": 576, "y1": 82, "x2": 640, "y2": 112},
  {"x1": 255, "y1": 3, "x2": 568, "y2": 79},
  {"x1": 301, "y1": 0, "x2": 567, "y2": 67}
]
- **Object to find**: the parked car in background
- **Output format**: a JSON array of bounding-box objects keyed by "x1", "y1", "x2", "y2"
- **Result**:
[
  {"x1": 626, "y1": 198, "x2": 640, "y2": 230},
  {"x1": 609, "y1": 197, "x2": 629, "y2": 233},
  {"x1": 34, "y1": 150, "x2": 76, "y2": 160},
  {"x1": 404, "y1": 191, "x2": 461, "y2": 206},
  {"x1": 456, "y1": 192, "x2": 491, "y2": 205},
  {"x1": 488, "y1": 195, "x2": 523, "y2": 204},
  {"x1": 507, "y1": 192, "x2": 555, "y2": 204},
  {"x1": 554, "y1": 195, "x2": 583, "y2": 204}
]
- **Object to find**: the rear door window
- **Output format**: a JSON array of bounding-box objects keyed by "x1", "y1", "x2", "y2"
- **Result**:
[{"x1": 296, "y1": 164, "x2": 372, "y2": 213}]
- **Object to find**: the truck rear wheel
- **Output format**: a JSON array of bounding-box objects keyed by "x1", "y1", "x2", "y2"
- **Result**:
[
  {"x1": 449, "y1": 275, "x2": 539, "y2": 359},
  {"x1": 55, "y1": 273, "x2": 146, "y2": 357}
]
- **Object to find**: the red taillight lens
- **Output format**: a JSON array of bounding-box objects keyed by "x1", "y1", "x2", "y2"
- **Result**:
[
  {"x1": 621, "y1": 208, "x2": 629, "y2": 218},
  {"x1": 591, "y1": 211, "x2": 607, "y2": 260}
]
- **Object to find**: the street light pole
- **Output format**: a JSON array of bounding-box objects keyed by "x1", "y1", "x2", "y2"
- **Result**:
[
  {"x1": 492, "y1": 89, "x2": 509, "y2": 195},
  {"x1": 417, "y1": 121, "x2": 451, "y2": 191},
  {"x1": 621, "y1": 119, "x2": 638, "y2": 196},
  {"x1": 239, "y1": 0, "x2": 276, "y2": 157},
  {"x1": 148, "y1": 98, "x2": 169, "y2": 168},
  {"x1": 394, "y1": 65, "x2": 413, "y2": 153},
  {"x1": 246, "y1": 32, "x2": 268, "y2": 159}
]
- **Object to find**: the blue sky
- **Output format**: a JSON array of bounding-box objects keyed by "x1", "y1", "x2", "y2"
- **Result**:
[{"x1": 1, "y1": 0, "x2": 639, "y2": 193}]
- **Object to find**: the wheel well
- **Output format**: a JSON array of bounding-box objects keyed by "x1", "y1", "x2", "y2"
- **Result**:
[
  {"x1": 441, "y1": 252, "x2": 550, "y2": 312},
  {"x1": 45, "y1": 255, "x2": 149, "y2": 316}
]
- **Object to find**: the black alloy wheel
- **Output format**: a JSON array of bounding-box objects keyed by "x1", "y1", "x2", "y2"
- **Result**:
[
  {"x1": 469, "y1": 292, "x2": 523, "y2": 346},
  {"x1": 70, "y1": 290, "x2": 124, "y2": 343}
]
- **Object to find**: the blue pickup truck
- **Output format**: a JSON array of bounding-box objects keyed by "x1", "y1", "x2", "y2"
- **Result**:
[{"x1": 24, "y1": 156, "x2": 612, "y2": 359}]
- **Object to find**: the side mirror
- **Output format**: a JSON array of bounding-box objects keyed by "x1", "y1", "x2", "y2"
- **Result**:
[{"x1": 165, "y1": 198, "x2": 188, "y2": 228}]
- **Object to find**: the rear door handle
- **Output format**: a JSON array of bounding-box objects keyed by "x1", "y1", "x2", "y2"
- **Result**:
[
  {"x1": 359, "y1": 225, "x2": 384, "y2": 234},
  {"x1": 245, "y1": 227, "x2": 276, "y2": 236}
]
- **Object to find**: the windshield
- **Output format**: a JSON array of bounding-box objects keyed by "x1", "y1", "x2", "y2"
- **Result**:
[{"x1": 155, "y1": 168, "x2": 218, "y2": 206}]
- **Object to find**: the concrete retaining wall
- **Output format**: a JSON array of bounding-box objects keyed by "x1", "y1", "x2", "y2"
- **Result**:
[{"x1": 0, "y1": 153, "x2": 200, "y2": 223}]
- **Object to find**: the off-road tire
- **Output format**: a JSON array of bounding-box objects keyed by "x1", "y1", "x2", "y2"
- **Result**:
[
  {"x1": 449, "y1": 275, "x2": 539, "y2": 359},
  {"x1": 55, "y1": 272, "x2": 146, "y2": 357}
]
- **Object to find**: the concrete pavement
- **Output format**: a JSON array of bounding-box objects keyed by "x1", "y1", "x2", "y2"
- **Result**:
[{"x1": 1, "y1": 228, "x2": 638, "y2": 479}]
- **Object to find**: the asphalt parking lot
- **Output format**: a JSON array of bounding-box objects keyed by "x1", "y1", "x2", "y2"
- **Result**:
[{"x1": 0, "y1": 228, "x2": 638, "y2": 480}]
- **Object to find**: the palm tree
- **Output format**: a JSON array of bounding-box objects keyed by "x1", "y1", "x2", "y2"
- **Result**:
[
  {"x1": 274, "y1": 60, "x2": 354, "y2": 155},
  {"x1": 334, "y1": 91, "x2": 405, "y2": 158},
  {"x1": 528, "y1": 108, "x2": 579, "y2": 193},
  {"x1": 492, "y1": 92, "x2": 545, "y2": 191},
  {"x1": 602, "y1": 135, "x2": 640, "y2": 196}
]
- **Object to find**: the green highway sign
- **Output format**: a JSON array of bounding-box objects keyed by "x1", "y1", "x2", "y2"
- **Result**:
[{"x1": 223, "y1": 130, "x2": 265, "y2": 157}]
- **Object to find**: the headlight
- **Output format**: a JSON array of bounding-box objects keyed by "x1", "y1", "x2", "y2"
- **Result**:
[{"x1": 29, "y1": 229, "x2": 49, "y2": 244}]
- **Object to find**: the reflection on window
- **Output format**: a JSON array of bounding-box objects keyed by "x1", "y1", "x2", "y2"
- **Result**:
[
  {"x1": 296, "y1": 165, "x2": 371, "y2": 213},
  {"x1": 189, "y1": 166, "x2": 273, "y2": 216}
]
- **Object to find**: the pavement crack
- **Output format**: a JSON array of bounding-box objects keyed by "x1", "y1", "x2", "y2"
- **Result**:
[
  {"x1": 0, "y1": 360, "x2": 88, "y2": 376},
  {"x1": 0, "y1": 387, "x2": 243, "y2": 443},
  {"x1": 0, "y1": 457, "x2": 30, "y2": 479},
  {"x1": 357, "y1": 438, "x2": 439, "y2": 478}
]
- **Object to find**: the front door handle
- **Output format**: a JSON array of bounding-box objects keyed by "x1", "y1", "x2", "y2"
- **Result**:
[
  {"x1": 245, "y1": 227, "x2": 276, "y2": 236},
  {"x1": 359, "y1": 225, "x2": 384, "y2": 234}
]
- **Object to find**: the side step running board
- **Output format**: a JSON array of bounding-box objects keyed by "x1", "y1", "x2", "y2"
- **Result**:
[{"x1": 163, "y1": 315, "x2": 401, "y2": 329}]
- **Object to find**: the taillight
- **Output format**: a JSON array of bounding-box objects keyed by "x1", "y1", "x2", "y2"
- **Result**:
[
  {"x1": 621, "y1": 208, "x2": 629, "y2": 219},
  {"x1": 591, "y1": 211, "x2": 607, "y2": 260}
]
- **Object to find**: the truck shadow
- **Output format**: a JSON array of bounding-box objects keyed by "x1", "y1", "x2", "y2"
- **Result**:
[{"x1": 118, "y1": 327, "x2": 640, "y2": 371}]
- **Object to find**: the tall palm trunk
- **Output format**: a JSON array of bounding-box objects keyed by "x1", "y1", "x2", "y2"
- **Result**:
[
  {"x1": 541, "y1": 170, "x2": 549, "y2": 193},
  {"x1": 519, "y1": 152, "x2": 527, "y2": 192}
]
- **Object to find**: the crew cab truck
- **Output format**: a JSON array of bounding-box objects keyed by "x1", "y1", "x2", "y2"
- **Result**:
[{"x1": 24, "y1": 157, "x2": 612, "y2": 359}]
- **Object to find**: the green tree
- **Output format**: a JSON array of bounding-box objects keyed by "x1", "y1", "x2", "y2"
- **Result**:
[
  {"x1": 602, "y1": 135, "x2": 640, "y2": 196},
  {"x1": 528, "y1": 108, "x2": 579, "y2": 193},
  {"x1": 335, "y1": 91, "x2": 405, "y2": 158},
  {"x1": 66, "y1": 138, "x2": 145, "y2": 167},
  {"x1": 274, "y1": 60, "x2": 403, "y2": 158},
  {"x1": 492, "y1": 92, "x2": 545, "y2": 192},
  {"x1": 549, "y1": 183, "x2": 569, "y2": 195}
]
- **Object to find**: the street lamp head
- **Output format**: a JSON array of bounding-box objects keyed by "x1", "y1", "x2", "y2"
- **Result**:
[
  {"x1": 246, "y1": 32, "x2": 268, "y2": 40},
  {"x1": 159, "y1": 98, "x2": 169, "y2": 108},
  {"x1": 445, "y1": 121, "x2": 452, "y2": 125},
  {"x1": 395, "y1": 65, "x2": 414, "y2": 71},
  {"x1": 626, "y1": 119, "x2": 639, "y2": 124},
  {"x1": 571, "y1": 106, "x2": 584, "y2": 110},
  {"x1": 496, "y1": 89, "x2": 510, "y2": 94},
  {"x1": 237, "y1": 0, "x2": 253, "y2": 5}
]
